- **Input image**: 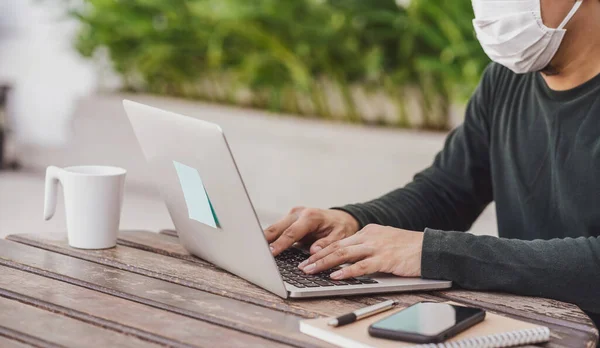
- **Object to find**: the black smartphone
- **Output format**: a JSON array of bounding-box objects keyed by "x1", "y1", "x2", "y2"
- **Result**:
[{"x1": 368, "y1": 302, "x2": 486, "y2": 344}]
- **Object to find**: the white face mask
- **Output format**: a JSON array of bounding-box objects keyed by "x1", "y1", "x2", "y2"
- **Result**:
[{"x1": 472, "y1": 0, "x2": 583, "y2": 74}]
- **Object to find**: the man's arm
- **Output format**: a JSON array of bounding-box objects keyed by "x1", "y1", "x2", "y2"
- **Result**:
[
  {"x1": 422, "y1": 229, "x2": 600, "y2": 316},
  {"x1": 330, "y1": 63, "x2": 600, "y2": 318},
  {"x1": 335, "y1": 64, "x2": 497, "y2": 232}
]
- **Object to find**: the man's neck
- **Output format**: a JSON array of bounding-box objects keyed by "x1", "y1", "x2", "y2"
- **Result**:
[{"x1": 541, "y1": 25, "x2": 600, "y2": 91}]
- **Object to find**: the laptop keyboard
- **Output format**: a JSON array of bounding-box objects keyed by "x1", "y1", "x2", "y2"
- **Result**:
[{"x1": 275, "y1": 248, "x2": 378, "y2": 288}]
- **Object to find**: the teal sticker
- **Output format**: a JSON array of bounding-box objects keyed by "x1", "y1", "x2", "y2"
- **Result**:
[{"x1": 173, "y1": 160, "x2": 219, "y2": 228}]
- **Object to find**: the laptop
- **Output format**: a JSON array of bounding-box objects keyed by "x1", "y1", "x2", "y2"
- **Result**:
[{"x1": 123, "y1": 100, "x2": 452, "y2": 298}]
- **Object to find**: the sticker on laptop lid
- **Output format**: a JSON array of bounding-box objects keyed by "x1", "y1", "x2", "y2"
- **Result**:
[{"x1": 173, "y1": 160, "x2": 220, "y2": 228}]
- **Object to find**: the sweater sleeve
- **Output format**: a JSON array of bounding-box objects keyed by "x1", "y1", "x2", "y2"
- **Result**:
[
  {"x1": 422, "y1": 229, "x2": 600, "y2": 315},
  {"x1": 334, "y1": 64, "x2": 497, "y2": 232}
]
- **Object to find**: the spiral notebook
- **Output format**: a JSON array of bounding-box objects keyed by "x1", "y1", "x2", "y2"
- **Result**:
[{"x1": 300, "y1": 303, "x2": 550, "y2": 348}]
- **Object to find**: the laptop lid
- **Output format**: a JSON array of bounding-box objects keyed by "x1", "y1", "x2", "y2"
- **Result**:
[{"x1": 123, "y1": 100, "x2": 288, "y2": 298}]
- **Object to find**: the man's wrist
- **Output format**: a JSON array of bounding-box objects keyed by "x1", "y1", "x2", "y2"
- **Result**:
[
  {"x1": 328, "y1": 208, "x2": 360, "y2": 236},
  {"x1": 344, "y1": 213, "x2": 360, "y2": 234},
  {"x1": 413, "y1": 231, "x2": 425, "y2": 277},
  {"x1": 329, "y1": 206, "x2": 369, "y2": 230}
]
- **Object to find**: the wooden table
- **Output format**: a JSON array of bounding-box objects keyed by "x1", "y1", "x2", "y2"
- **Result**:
[{"x1": 0, "y1": 230, "x2": 597, "y2": 348}]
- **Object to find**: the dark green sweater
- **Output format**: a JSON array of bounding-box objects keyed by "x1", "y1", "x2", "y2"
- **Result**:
[{"x1": 338, "y1": 63, "x2": 600, "y2": 326}]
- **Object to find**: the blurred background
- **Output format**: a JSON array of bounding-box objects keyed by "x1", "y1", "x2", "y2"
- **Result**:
[{"x1": 0, "y1": 0, "x2": 497, "y2": 239}]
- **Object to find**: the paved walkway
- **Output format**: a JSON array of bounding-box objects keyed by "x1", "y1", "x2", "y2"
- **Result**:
[{"x1": 0, "y1": 93, "x2": 497, "y2": 238}]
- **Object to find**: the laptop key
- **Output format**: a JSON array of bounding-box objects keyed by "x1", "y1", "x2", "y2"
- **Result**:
[
  {"x1": 344, "y1": 279, "x2": 361, "y2": 284},
  {"x1": 297, "y1": 280, "x2": 315, "y2": 285},
  {"x1": 314, "y1": 280, "x2": 334, "y2": 286},
  {"x1": 330, "y1": 280, "x2": 349, "y2": 286},
  {"x1": 303, "y1": 283, "x2": 320, "y2": 287}
]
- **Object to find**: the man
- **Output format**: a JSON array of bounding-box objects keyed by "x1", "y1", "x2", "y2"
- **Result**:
[{"x1": 264, "y1": 0, "x2": 600, "y2": 326}]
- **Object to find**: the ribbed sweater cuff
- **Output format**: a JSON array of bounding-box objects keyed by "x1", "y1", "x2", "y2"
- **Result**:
[{"x1": 421, "y1": 228, "x2": 448, "y2": 280}]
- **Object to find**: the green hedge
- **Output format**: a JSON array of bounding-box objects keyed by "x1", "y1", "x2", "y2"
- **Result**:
[{"x1": 71, "y1": 0, "x2": 488, "y2": 129}]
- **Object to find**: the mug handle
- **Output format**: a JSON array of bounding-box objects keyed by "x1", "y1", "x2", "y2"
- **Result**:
[{"x1": 44, "y1": 166, "x2": 65, "y2": 220}]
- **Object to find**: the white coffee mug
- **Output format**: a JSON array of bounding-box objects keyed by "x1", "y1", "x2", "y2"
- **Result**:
[{"x1": 44, "y1": 165, "x2": 126, "y2": 249}]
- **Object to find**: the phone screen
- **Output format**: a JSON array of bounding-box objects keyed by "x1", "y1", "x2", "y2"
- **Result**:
[{"x1": 370, "y1": 302, "x2": 483, "y2": 336}]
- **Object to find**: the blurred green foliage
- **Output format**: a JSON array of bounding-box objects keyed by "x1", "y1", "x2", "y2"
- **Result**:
[{"x1": 70, "y1": 0, "x2": 488, "y2": 129}]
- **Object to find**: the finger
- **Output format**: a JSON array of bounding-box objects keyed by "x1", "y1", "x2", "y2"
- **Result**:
[
  {"x1": 330, "y1": 258, "x2": 380, "y2": 280},
  {"x1": 302, "y1": 245, "x2": 369, "y2": 274},
  {"x1": 308, "y1": 229, "x2": 343, "y2": 254},
  {"x1": 270, "y1": 218, "x2": 317, "y2": 256},
  {"x1": 299, "y1": 234, "x2": 363, "y2": 269},
  {"x1": 263, "y1": 213, "x2": 299, "y2": 243}
]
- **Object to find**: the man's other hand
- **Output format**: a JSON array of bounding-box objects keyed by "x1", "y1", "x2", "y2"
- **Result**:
[
  {"x1": 298, "y1": 224, "x2": 424, "y2": 279},
  {"x1": 264, "y1": 207, "x2": 359, "y2": 256}
]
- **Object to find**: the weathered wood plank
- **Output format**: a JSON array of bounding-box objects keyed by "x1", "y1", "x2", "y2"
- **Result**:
[
  {"x1": 0, "y1": 265, "x2": 289, "y2": 348},
  {"x1": 0, "y1": 336, "x2": 35, "y2": 348},
  {"x1": 7, "y1": 233, "x2": 431, "y2": 318},
  {"x1": 0, "y1": 327, "x2": 60, "y2": 348},
  {"x1": 160, "y1": 229, "x2": 178, "y2": 237},
  {"x1": 121, "y1": 230, "x2": 598, "y2": 334},
  {"x1": 119, "y1": 230, "x2": 201, "y2": 263},
  {"x1": 0, "y1": 296, "x2": 163, "y2": 348},
  {"x1": 3, "y1": 235, "x2": 597, "y2": 348},
  {"x1": 0, "y1": 239, "x2": 328, "y2": 348}
]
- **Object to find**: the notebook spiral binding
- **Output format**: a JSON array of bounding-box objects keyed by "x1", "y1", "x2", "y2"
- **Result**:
[{"x1": 412, "y1": 327, "x2": 551, "y2": 348}]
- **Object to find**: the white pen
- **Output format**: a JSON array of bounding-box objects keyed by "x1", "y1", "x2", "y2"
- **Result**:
[{"x1": 328, "y1": 300, "x2": 397, "y2": 327}]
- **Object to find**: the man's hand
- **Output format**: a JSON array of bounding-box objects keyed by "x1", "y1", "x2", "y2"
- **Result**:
[
  {"x1": 265, "y1": 207, "x2": 360, "y2": 256},
  {"x1": 298, "y1": 224, "x2": 424, "y2": 279}
]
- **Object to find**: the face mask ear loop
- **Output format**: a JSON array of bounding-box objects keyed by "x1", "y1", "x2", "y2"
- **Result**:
[{"x1": 557, "y1": 0, "x2": 583, "y2": 29}]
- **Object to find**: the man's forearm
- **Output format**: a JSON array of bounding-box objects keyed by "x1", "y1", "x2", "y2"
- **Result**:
[
  {"x1": 421, "y1": 229, "x2": 600, "y2": 315},
  {"x1": 335, "y1": 165, "x2": 490, "y2": 233}
]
